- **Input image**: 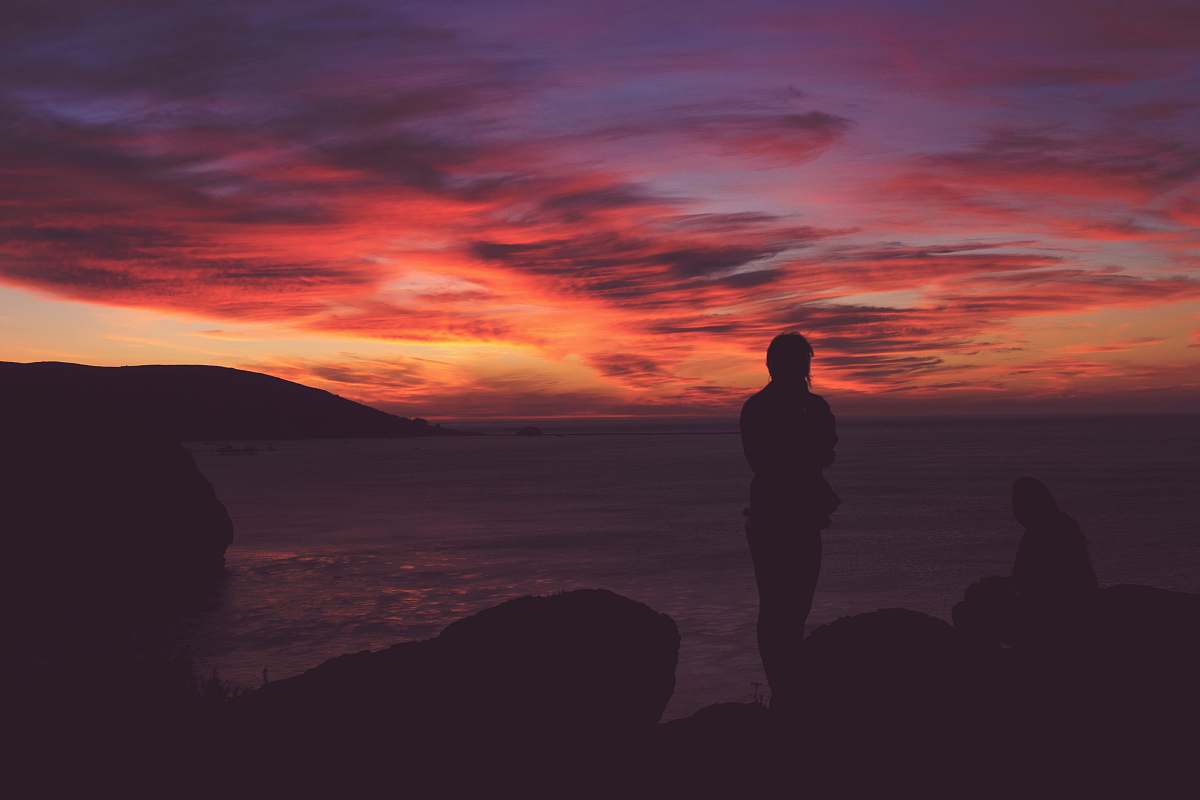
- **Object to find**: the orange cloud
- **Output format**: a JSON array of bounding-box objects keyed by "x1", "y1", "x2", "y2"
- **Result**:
[{"x1": 3, "y1": 0, "x2": 1199, "y2": 415}]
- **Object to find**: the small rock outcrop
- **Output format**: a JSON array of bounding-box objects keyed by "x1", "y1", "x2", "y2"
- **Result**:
[
  {"x1": 515, "y1": 425, "x2": 544, "y2": 436},
  {"x1": 1080, "y1": 584, "x2": 1200, "y2": 718}
]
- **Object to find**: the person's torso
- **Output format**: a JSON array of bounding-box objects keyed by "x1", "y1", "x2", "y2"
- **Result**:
[{"x1": 742, "y1": 384, "x2": 836, "y2": 514}]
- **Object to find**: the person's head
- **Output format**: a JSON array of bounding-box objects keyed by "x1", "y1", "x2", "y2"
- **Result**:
[
  {"x1": 766, "y1": 332, "x2": 814, "y2": 385},
  {"x1": 1012, "y1": 476, "x2": 1059, "y2": 527}
]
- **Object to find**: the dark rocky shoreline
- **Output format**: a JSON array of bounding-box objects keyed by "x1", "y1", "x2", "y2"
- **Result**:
[
  {"x1": 16, "y1": 580, "x2": 1196, "y2": 795},
  {"x1": 7, "y1": 425, "x2": 1197, "y2": 795}
]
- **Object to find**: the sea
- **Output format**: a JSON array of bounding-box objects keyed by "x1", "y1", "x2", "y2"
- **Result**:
[{"x1": 183, "y1": 415, "x2": 1200, "y2": 719}]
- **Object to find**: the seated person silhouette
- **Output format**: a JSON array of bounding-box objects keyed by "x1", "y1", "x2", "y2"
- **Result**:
[
  {"x1": 740, "y1": 332, "x2": 839, "y2": 708},
  {"x1": 953, "y1": 477, "x2": 1098, "y2": 648}
]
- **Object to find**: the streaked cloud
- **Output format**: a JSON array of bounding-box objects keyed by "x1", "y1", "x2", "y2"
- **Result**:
[{"x1": 1, "y1": 0, "x2": 1197, "y2": 414}]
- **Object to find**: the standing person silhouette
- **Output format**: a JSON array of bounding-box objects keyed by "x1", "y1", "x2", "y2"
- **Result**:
[{"x1": 740, "y1": 332, "x2": 839, "y2": 709}]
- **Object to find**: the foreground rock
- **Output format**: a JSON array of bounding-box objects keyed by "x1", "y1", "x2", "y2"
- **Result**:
[
  {"x1": 17, "y1": 576, "x2": 1199, "y2": 793},
  {"x1": 234, "y1": 588, "x2": 679, "y2": 781},
  {"x1": 8, "y1": 427, "x2": 233, "y2": 621},
  {"x1": 796, "y1": 608, "x2": 986, "y2": 728},
  {"x1": 8, "y1": 425, "x2": 235, "y2": 764},
  {"x1": 658, "y1": 590, "x2": 1200, "y2": 794},
  {"x1": 1090, "y1": 583, "x2": 1200, "y2": 653},
  {"x1": 1075, "y1": 585, "x2": 1200, "y2": 726}
]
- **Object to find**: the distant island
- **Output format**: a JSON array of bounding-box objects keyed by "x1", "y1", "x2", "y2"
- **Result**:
[{"x1": 0, "y1": 361, "x2": 465, "y2": 440}]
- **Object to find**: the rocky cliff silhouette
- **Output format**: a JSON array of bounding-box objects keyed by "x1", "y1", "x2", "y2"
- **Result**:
[
  {"x1": 1, "y1": 361, "x2": 464, "y2": 440},
  {"x1": 7, "y1": 425, "x2": 234, "y2": 638}
]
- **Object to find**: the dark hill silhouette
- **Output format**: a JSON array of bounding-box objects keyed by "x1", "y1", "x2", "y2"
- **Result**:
[{"x1": 0, "y1": 361, "x2": 464, "y2": 440}]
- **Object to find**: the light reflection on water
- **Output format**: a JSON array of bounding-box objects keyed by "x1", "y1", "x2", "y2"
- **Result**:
[{"x1": 184, "y1": 416, "x2": 1200, "y2": 718}]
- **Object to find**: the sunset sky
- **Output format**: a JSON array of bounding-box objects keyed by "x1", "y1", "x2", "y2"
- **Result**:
[{"x1": 3, "y1": 0, "x2": 1198, "y2": 417}]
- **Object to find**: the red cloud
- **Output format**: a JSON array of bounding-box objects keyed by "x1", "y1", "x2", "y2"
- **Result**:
[
  {"x1": 894, "y1": 128, "x2": 1200, "y2": 205},
  {"x1": 2, "y1": 0, "x2": 1198, "y2": 413}
]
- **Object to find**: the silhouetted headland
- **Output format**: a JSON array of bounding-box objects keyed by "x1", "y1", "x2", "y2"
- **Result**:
[{"x1": 1, "y1": 361, "x2": 466, "y2": 440}]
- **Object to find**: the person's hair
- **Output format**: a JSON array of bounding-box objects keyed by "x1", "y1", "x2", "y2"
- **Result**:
[{"x1": 766, "y1": 332, "x2": 814, "y2": 384}]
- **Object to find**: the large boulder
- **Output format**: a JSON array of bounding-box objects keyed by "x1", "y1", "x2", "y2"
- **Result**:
[
  {"x1": 7, "y1": 427, "x2": 233, "y2": 621},
  {"x1": 791, "y1": 609, "x2": 991, "y2": 739},
  {"x1": 8, "y1": 426, "x2": 234, "y2": 751},
  {"x1": 236, "y1": 589, "x2": 680, "y2": 757},
  {"x1": 1089, "y1": 584, "x2": 1200, "y2": 653},
  {"x1": 800, "y1": 610, "x2": 972, "y2": 701},
  {"x1": 769, "y1": 610, "x2": 1008, "y2": 791},
  {"x1": 653, "y1": 702, "x2": 775, "y2": 793},
  {"x1": 1080, "y1": 585, "x2": 1200, "y2": 721}
]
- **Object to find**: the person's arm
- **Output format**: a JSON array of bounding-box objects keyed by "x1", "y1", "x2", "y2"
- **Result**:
[
  {"x1": 739, "y1": 396, "x2": 763, "y2": 474},
  {"x1": 813, "y1": 395, "x2": 837, "y2": 467}
]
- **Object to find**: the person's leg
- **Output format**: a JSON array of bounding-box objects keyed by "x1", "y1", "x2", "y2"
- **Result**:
[
  {"x1": 791, "y1": 530, "x2": 822, "y2": 630},
  {"x1": 747, "y1": 517, "x2": 823, "y2": 707},
  {"x1": 746, "y1": 516, "x2": 786, "y2": 695}
]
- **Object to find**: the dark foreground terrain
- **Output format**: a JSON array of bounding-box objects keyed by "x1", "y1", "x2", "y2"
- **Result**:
[
  {"x1": 14, "y1": 581, "x2": 1199, "y2": 796},
  {"x1": 8, "y1": 420, "x2": 1198, "y2": 796}
]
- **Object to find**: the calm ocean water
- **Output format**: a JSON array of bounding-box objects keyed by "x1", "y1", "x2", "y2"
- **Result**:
[{"x1": 183, "y1": 415, "x2": 1200, "y2": 718}]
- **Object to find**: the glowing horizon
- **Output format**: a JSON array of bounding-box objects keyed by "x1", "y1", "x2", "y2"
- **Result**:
[{"x1": 2, "y1": 1, "x2": 1198, "y2": 418}]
